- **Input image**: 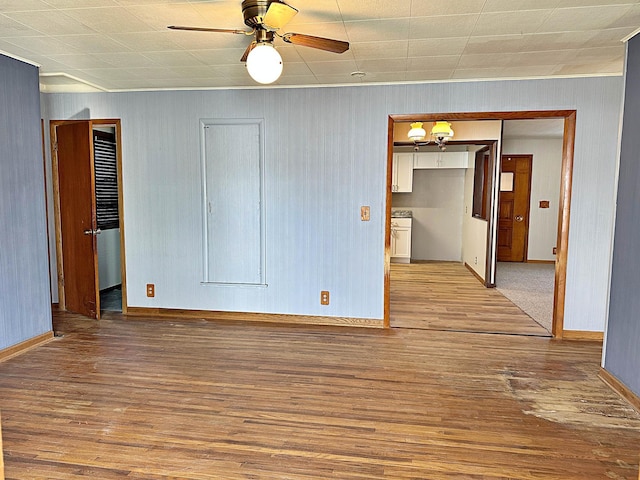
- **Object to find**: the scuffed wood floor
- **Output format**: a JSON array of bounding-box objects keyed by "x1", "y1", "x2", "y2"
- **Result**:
[
  {"x1": 0, "y1": 310, "x2": 639, "y2": 479},
  {"x1": 390, "y1": 262, "x2": 551, "y2": 336}
]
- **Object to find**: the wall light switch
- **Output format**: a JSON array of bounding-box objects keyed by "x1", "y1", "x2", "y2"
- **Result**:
[
  {"x1": 146, "y1": 283, "x2": 155, "y2": 298},
  {"x1": 361, "y1": 206, "x2": 370, "y2": 221}
]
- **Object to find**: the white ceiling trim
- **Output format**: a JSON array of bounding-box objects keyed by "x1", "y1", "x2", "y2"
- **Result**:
[
  {"x1": 39, "y1": 72, "x2": 107, "y2": 93},
  {"x1": 622, "y1": 27, "x2": 640, "y2": 43},
  {"x1": 55, "y1": 71, "x2": 622, "y2": 94},
  {"x1": 0, "y1": 49, "x2": 40, "y2": 68}
]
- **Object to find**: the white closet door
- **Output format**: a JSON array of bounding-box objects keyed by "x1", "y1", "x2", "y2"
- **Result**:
[{"x1": 202, "y1": 120, "x2": 264, "y2": 285}]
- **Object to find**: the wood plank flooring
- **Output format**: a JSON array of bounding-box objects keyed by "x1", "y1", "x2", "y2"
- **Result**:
[
  {"x1": 1, "y1": 310, "x2": 639, "y2": 479},
  {"x1": 391, "y1": 262, "x2": 551, "y2": 336},
  {"x1": 0, "y1": 410, "x2": 4, "y2": 480}
]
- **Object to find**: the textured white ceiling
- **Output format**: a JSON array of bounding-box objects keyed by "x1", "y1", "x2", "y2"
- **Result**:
[{"x1": 0, "y1": 0, "x2": 637, "y2": 92}]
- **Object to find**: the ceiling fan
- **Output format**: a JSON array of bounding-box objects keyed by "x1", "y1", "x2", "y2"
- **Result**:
[{"x1": 168, "y1": 0, "x2": 350, "y2": 84}]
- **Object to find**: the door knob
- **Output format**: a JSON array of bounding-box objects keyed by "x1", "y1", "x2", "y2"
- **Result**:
[{"x1": 514, "y1": 215, "x2": 524, "y2": 222}]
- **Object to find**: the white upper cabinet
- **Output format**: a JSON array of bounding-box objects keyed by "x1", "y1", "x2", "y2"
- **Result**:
[
  {"x1": 413, "y1": 151, "x2": 470, "y2": 169},
  {"x1": 412, "y1": 152, "x2": 440, "y2": 169},
  {"x1": 391, "y1": 151, "x2": 471, "y2": 193},
  {"x1": 392, "y1": 153, "x2": 414, "y2": 192}
]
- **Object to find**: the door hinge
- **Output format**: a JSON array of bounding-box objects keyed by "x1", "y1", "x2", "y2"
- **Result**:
[{"x1": 53, "y1": 142, "x2": 58, "y2": 152}]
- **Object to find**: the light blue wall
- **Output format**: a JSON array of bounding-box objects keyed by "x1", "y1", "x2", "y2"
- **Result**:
[
  {"x1": 97, "y1": 228, "x2": 121, "y2": 290},
  {"x1": 604, "y1": 37, "x2": 640, "y2": 396},
  {"x1": 42, "y1": 76, "x2": 623, "y2": 329},
  {"x1": 0, "y1": 55, "x2": 52, "y2": 350}
]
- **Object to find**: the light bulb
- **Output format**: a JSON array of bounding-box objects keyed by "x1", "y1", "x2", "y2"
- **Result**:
[{"x1": 246, "y1": 43, "x2": 283, "y2": 84}]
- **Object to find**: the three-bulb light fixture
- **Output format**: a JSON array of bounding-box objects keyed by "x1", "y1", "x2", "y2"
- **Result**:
[{"x1": 408, "y1": 121, "x2": 454, "y2": 151}]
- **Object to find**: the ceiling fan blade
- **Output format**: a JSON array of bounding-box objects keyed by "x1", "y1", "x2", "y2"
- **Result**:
[
  {"x1": 263, "y1": 1, "x2": 298, "y2": 31},
  {"x1": 168, "y1": 25, "x2": 251, "y2": 35},
  {"x1": 241, "y1": 42, "x2": 257, "y2": 62},
  {"x1": 282, "y1": 33, "x2": 349, "y2": 54}
]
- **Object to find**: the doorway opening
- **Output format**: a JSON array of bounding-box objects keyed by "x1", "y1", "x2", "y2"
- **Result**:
[
  {"x1": 494, "y1": 119, "x2": 565, "y2": 332},
  {"x1": 385, "y1": 111, "x2": 576, "y2": 338},
  {"x1": 50, "y1": 119, "x2": 127, "y2": 319}
]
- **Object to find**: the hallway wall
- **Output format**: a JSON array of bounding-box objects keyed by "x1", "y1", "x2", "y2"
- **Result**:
[
  {"x1": 502, "y1": 137, "x2": 563, "y2": 262},
  {"x1": 0, "y1": 55, "x2": 52, "y2": 350},
  {"x1": 604, "y1": 35, "x2": 640, "y2": 398}
]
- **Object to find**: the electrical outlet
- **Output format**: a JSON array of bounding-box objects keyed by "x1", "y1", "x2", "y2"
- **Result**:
[
  {"x1": 553, "y1": 247, "x2": 557, "y2": 255},
  {"x1": 146, "y1": 283, "x2": 155, "y2": 298},
  {"x1": 361, "y1": 206, "x2": 370, "y2": 221},
  {"x1": 474, "y1": 256, "x2": 478, "y2": 265},
  {"x1": 320, "y1": 290, "x2": 330, "y2": 305}
]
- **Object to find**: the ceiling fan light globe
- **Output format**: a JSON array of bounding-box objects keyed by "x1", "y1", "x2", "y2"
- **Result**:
[{"x1": 246, "y1": 43, "x2": 283, "y2": 84}]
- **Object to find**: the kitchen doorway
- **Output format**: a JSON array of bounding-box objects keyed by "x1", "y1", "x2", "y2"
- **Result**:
[
  {"x1": 51, "y1": 119, "x2": 127, "y2": 319},
  {"x1": 385, "y1": 111, "x2": 576, "y2": 338}
]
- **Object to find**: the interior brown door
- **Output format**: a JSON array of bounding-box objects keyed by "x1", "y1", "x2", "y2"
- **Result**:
[
  {"x1": 497, "y1": 154, "x2": 532, "y2": 262},
  {"x1": 57, "y1": 121, "x2": 101, "y2": 318}
]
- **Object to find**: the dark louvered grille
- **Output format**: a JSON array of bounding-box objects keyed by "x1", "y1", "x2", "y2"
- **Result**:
[{"x1": 93, "y1": 131, "x2": 119, "y2": 230}]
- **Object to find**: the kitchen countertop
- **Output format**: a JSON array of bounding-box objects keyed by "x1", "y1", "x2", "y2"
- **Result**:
[{"x1": 391, "y1": 210, "x2": 412, "y2": 218}]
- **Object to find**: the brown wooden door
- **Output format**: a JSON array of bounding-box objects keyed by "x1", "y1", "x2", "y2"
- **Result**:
[
  {"x1": 57, "y1": 121, "x2": 100, "y2": 318},
  {"x1": 497, "y1": 155, "x2": 532, "y2": 262}
]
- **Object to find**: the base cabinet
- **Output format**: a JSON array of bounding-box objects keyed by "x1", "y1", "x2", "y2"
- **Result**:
[{"x1": 391, "y1": 218, "x2": 412, "y2": 263}]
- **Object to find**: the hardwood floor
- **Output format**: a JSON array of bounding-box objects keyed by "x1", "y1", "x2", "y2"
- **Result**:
[
  {"x1": 391, "y1": 262, "x2": 551, "y2": 336},
  {"x1": 1, "y1": 308, "x2": 639, "y2": 479},
  {"x1": 0, "y1": 410, "x2": 4, "y2": 480}
]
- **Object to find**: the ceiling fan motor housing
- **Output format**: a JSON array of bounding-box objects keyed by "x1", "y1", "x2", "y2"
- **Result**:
[{"x1": 242, "y1": 0, "x2": 272, "y2": 28}]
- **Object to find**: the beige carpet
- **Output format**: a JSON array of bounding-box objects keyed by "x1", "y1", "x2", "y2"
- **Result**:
[{"x1": 496, "y1": 262, "x2": 555, "y2": 333}]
